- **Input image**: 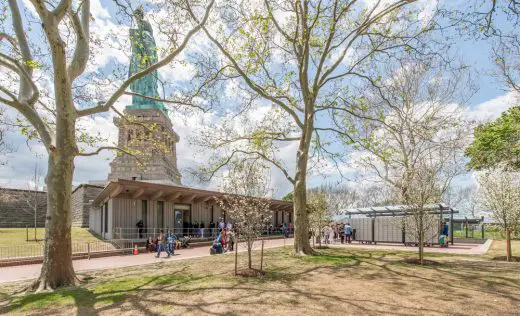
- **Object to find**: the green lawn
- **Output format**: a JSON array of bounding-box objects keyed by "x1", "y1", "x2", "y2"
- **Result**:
[
  {"x1": 0, "y1": 228, "x2": 105, "y2": 259},
  {"x1": 485, "y1": 239, "x2": 520, "y2": 259},
  {"x1": 0, "y1": 228, "x2": 103, "y2": 244},
  {"x1": 1, "y1": 244, "x2": 519, "y2": 315}
]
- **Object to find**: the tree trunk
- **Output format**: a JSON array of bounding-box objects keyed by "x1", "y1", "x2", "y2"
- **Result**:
[
  {"x1": 34, "y1": 205, "x2": 37, "y2": 241},
  {"x1": 32, "y1": 152, "x2": 77, "y2": 291},
  {"x1": 292, "y1": 131, "x2": 314, "y2": 255},
  {"x1": 506, "y1": 228, "x2": 512, "y2": 262},
  {"x1": 247, "y1": 237, "x2": 252, "y2": 269},
  {"x1": 32, "y1": 24, "x2": 79, "y2": 290},
  {"x1": 418, "y1": 214, "x2": 424, "y2": 265}
]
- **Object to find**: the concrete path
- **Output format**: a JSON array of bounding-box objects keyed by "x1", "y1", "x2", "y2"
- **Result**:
[
  {"x1": 328, "y1": 239, "x2": 492, "y2": 255},
  {"x1": 0, "y1": 238, "x2": 294, "y2": 284}
]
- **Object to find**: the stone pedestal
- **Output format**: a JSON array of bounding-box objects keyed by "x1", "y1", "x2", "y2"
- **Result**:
[{"x1": 108, "y1": 108, "x2": 182, "y2": 184}]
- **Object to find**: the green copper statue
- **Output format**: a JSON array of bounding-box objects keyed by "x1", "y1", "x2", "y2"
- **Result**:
[{"x1": 127, "y1": 7, "x2": 165, "y2": 112}]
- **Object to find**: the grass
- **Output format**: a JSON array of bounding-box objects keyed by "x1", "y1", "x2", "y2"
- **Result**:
[
  {"x1": 485, "y1": 239, "x2": 520, "y2": 259},
  {"x1": 0, "y1": 228, "x2": 106, "y2": 259},
  {"x1": 1, "y1": 243, "x2": 519, "y2": 315},
  {"x1": 0, "y1": 228, "x2": 103, "y2": 244},
  {"x1": 452, "y1": 228, "x2": 517, "y2": 240}
]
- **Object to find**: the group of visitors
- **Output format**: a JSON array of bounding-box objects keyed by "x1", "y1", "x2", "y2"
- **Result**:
[
  {"x1": 318, "y1": 222, "x2": 354, "y2": 244},
  {"x1": 210, "y1": 226, "x2": 236, "y2": 255},
  {"x1": 267, "y1": 222, "x2": 293, "y2": 236},
  {"x1": 146, "y1": 230, "x2": 184, "y2": 258}
]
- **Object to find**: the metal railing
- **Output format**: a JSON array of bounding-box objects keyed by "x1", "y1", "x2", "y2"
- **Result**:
[
  {"x1": 0, "y1": 240, "x2": 136, "y2": 267},
  {"x1": 113, "y1": 227, "x2": 295, "y2": 240}
]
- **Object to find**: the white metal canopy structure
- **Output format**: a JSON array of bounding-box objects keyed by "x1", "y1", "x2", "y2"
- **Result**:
[
  {"x1": 331, "y1": 203, "x2": 457, "y2": 245},
  {"x1": 333, "y1": 203, "x2": 457, "y2": 220}
]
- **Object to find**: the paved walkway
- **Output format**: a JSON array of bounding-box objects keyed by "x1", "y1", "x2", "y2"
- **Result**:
[
  {"x1": 0, "y1": 239, "x2": 492, "y2": 284},
  {"x1": 0, "y1": 238, "x2": 294, "y2": 284},
  {"x1": 329, "y1": 239, "x2": 492, "y2": 255}
]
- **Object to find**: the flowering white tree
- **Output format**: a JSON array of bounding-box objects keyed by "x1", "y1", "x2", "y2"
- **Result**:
[
  {"x1": 307, "y1": 192, "x2": 329, "y2": 247},
  {"x1": 478, "y1": 170, "x2": 520, "y2": 261},
  {"x1": 217, "y1": 159, "x2": 272, "y2": 271}
]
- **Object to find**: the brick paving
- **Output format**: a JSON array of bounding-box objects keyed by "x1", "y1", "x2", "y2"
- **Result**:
[{"x1": 329, "y1": 239, "x2": 492, "y2": 255}]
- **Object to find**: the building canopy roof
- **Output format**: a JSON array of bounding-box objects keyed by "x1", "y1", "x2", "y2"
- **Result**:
[
  {"x1": 93, "y1": 179, "x2": 292, "y2": 211},
  {"x1": 332, "y1": 203, "x2": 457, "y2": 222}
]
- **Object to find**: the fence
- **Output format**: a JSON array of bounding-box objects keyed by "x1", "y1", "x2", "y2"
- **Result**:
[
  {"x1": 0, "y1": 239, "x2": 135, "y2": 267},
  {"x1": 112, "y1": 227, "x2": 294, "y2": 240}
]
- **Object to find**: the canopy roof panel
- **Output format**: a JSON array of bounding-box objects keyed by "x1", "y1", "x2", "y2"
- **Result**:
[{"x1": 332, "y1": 203, "x2": 457, "y2": 221}]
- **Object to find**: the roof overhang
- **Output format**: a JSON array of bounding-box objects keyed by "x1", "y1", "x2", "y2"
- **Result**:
[
  {"x1": 93, "y1": 179, "x2": 292, "y2": 211},
  {"x1": 336, "y1": 203, "x2": 458, "y2": 218}
]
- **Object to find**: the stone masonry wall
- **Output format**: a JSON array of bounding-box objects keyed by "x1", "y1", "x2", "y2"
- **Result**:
[
  {"x1": 0, "y1": 188, "x2": 47, "y2": 228},
  {"x1": 71, "y1": 184, "x2": 104, "y2": 228}
]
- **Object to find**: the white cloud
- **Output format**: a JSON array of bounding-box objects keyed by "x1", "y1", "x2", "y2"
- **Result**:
[{"x1": 466, "y1": 91, "x2": 518, "y2": 122}]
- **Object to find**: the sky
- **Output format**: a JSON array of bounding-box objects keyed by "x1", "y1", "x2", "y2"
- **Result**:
[{"x1": 0, "y1": 0, "x2": 518, "y2": 201}]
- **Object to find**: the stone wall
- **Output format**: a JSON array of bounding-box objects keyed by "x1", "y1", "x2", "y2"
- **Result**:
[
  {"x1": 0, "y1": 188, "x2": 47, "y2": 228},
  {"x1": 71, "y1": 184, "x2": 104, "y2": 227}
]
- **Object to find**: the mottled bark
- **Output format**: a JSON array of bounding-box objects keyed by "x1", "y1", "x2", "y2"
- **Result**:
[{"x1": 293, "y1": 116, "x2": 314, "y2": 255}]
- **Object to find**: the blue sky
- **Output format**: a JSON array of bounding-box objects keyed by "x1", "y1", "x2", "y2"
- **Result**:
[{"x1": 0, "y1": 0, "x2": 517, "y2": 200}]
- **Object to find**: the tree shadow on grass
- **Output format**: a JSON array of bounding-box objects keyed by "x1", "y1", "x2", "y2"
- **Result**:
[{"x1": 3, "y1": 250, "x2": 520, "y2": 315}]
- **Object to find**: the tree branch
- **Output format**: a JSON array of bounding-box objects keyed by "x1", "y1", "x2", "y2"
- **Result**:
[
  {"x1": 68, "y1": 0, "x2": 90, "y2": 81},
  {"x1": 53, "y1": 0, "x2": 73, "y2": 22},
  {"x1": 187, "y1": 4, "x2": 304, "y2": 129}
]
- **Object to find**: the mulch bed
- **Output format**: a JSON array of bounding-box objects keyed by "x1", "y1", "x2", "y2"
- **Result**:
[
  {"x1": 491, "y1": 256, "x2": 520, "y2": 262},
  {"x1": 236, "y1": 268, "x2": 266, "y2": 277}
]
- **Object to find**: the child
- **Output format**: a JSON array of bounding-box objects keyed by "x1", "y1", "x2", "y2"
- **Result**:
[{"x1": 167, "y1": 232, "x2": 176, "y2": 257}]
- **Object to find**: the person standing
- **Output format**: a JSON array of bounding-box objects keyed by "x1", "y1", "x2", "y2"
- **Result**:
[
  {"x1": 340, "y1": 224, "x2": 345, "y2": 244},
  {"x1": 136, "y1": 219, "x2": 144, "y2": 239},
  {"x1": 156, "y1": 230, "x2": 165, "y2": 258},
  {"x1": 221, "y1": 228, "x2": 227, "y2": 251},
  {"x1": 166, "y1": 231, "x2": 176, "y2": 257},
  {"x1": 228, "y1": 229, "x2": 236, "y2": 251},
  {"x1": 344, "y1": 223, "x2": 352, "y2": 244},
  {"x1": 323, "y1": 225, "x2": 330, "y2": 244}
]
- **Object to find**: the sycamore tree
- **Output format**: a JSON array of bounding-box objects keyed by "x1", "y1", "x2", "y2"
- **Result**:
[
  {"x1": 186, "y1": 0, "x2": 439, "y2": 254},
  {"x1": 466, "y1": 106, "x2": 520, "y2": 171},
  {"x1": 217, "y1": 159, "x2": 272, "y2": 271},
  {"x1": 0, "y1": 0, "x2": 214, "y2": 291},
  {"x1": 477, "y1": 169, "x2": 520, "y2": 261},
  {"x1": 344, "y1": 59, "x2": 471, "y2": 264}
]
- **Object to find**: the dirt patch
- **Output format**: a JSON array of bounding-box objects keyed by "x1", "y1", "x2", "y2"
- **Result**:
[
  {"x1": 491, "y1": 256, "x2": 520, "y2": 262},
  {"x1": 236, "y1": 268, "x2": 266, "y2": 277},
  {"x1": 405, "y1": 258, "x2": 442, "y2": 266}
]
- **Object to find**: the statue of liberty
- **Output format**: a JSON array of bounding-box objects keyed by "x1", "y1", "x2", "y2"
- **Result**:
[{"x1": 127, "y1": 7, "x2": 165, "y2": 112}]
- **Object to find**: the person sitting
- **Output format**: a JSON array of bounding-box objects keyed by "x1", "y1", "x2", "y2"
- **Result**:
[
  {"x1": 146, "y1": 236, "x2": 156, "y2": 252},
  {"x1": 210, "y1": 233, "x2": 223, "y2": 255}
]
